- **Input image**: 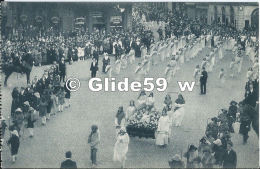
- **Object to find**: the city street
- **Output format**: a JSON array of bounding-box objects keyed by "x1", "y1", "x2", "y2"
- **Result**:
[{"x1": 1, "y1": 47, "x2": 259, "y2": 168}]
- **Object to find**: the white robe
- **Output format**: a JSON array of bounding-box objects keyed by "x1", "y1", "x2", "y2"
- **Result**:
[
  {"x1": 172, "y1": 103, "x2": 185, "y2": 127},
  {"x1": 156, "y1": 116, "x2": 170, "y2": 146},
  {"x1": 113, "y1": 134, "x2": 130, "y2": 162}
]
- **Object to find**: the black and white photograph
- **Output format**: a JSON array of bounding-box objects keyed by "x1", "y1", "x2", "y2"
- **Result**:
[{"x1": 0, "y1": 0, "x2": 259, "y2": 168}]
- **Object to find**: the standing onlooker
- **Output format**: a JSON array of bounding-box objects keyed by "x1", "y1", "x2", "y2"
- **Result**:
[
  {"x1": 39, "y1": 96, "x2": 48, "y2": 125},
  {"x1": 1, "y1": 117, "x2": 8, "y2": 142},
  {"x1": 88, "y1": 125, "x2": 100, "y2": 167},
  {"x1": 102, "y1": 53, "x2": 110, "y2": 73},
  {"x1": 90, "y1": 58, "x2": 98, "y2": 78},
  {"x1": 184, "y1": 145, "x2": 200, "y2": 168},
  {"x1": 113, "y1": 129, "x2": 130, "y2": 168},
  {"x1": 60, "y1": 151, "x2": 77, "y2": 169},
  {"x1": 64, "y1": 82, "x2": 71, "y2": 108},
  {"x1": 7, "y1": 130, "x2": 20, "y2": 163},
  {"x1": 200, "y1": 67, "x2": 208, "y2": 95},
  {"x1": 222, "y1": 142, "x2": 237, "y2": 168},
  {"x1": 168, "y1": 154, "x2": 185, "y2": 168},
  {"x1": 59, "y1": 57, "x2": 66, "y2": 82},
  {"x1": 27, "y1": 107, "x2": 36, "y2": 137}
]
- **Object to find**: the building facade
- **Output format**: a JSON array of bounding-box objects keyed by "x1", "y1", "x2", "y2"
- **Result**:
[
  {"x1": 207, "y1": 3, "x2": 258, "y2": 31},
  {"x1": 1, "y1": 2, "x2": 132, "y2": 35}
]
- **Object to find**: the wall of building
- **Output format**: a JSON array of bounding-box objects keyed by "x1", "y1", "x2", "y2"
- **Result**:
[{"x1": 208, "y1": 3, "x2": 258, "y2": 30}]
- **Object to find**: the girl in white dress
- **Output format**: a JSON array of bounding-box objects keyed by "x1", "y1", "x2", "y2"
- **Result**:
[
  {"x1": 137, "y1": 90, "x2": 147, "y2": 106},
  {"x1": 114, "y1": 59, "x2": 121, "y2": 75},
  {"x1": 113, "y1": 129, "x2": 130, "y2": 168},
  {"x1": 156, "y1": 108, "x2": 170, "y2": 147},
  {"x1": 128, "y1": 48, "x2": 135, "y2": 64},
  {"x1": 229, "y1": 58, "x2": 236, "y2": 78},
  {"x1": 218, "y1": 43, "x2": 224, "y2": 60},
  {"x1": 126, "y1": 100, "x2": 136, "y2": 120},
  {"x1": 165, "y1": 57, "x2": 177, "y2": 84},
  {"x1": 121, "y1": 54, "x2": 128, "y2": 69},
  {"x1": 193, "y1": 65, "x2": 200, "y2": 86},
  {"x1": 208, "y1": 51, "x2": 215, "y2": 72},
  {"x1": 172, "y1": 94, "x2": 185, "y2": 127},
  {"x1": 135, "y1": 62, "x2": 144, "y2": 82},
  {"x1": 219, "y1": 68, "x2": 225, "y2": 84}
]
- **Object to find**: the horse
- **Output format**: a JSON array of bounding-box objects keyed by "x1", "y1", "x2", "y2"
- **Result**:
[{"x1": 2, "y1": 61, "x2": 33, "y2": 86}]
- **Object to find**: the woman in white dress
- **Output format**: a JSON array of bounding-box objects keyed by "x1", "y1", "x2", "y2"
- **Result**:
[
  {"x1": 137, "y1": 90, "x2": 147, "y2": 107},
  {"x1": 128, "y1": 47, "x2": 135, "y2": 64},
  {"x1": 113, "y1": 129, "x2": 130, "y2": 168},
  {"x1": 172, "y1": 94, "x2": 185, "y2": 127},
  {"x1": 208, "y1": 50, "x2": 215, "y2": 72},
  {"x1": 121, "y1": 54, "x2": 128, "y2": 69},
  {"x1": 165, "y1": 57, "x2": 177, "y2": 84},
  {"x1": 114, "y1": 59, "x2": 121, "y2": 75},
  {"x1": 193, "y1": 65, "x2": 200, "y2": 85},
  {"x1": 156, "y1": 108, "x2": 170, "y2": 147}
]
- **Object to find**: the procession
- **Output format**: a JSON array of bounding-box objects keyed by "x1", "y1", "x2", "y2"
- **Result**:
[{"x1": 1, "y1": 1, "x2": 259, "y2": 168}]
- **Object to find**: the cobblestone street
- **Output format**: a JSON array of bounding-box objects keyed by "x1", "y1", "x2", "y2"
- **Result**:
[{"x1": 1, "y1": 47, "x2": 259, "y2": 168}]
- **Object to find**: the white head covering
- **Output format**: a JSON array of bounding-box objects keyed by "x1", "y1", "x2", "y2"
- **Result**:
[
  {"x1": 12, "y1": 130, "x2": 19, "y2": 137},
  {"x1": 213, "y1": 139, "x2": 222, "y2": 146}
]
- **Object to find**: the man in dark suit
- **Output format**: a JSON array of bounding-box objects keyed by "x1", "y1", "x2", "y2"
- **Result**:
[
  {"x1": 200, "y1": 67, "x2": 208, "y2": 95},
  {"x1": 93, "y1": 47, "x2": 99, "y2": 64},
  {"x1": 90, "y1": 58, "x2": 98, "y2": 78},
  {"x1": 60, "y1": 151, "x2": 77, "y2": 169},
  {"x1": 222, "y1": 142, "x2": 237, "y2": 168}
]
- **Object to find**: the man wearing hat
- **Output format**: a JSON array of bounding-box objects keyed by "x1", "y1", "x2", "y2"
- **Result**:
[
  {"x1": 59, "y1": 57, "x2": 66, "y2": 83},
  {"x1": 222, "y1": 142, "x2": 237, "y2": 168}
]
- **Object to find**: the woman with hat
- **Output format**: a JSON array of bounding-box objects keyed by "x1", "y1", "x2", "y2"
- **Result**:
[
  {"x1": 184, "y1": 144, "x2": 199, "y2": 168},
  {"x1": 156, "y1": 108, "x2": 170, "y2": 147},
  {"x1": 212, "y1": 138, "x2": 224, "y2": 166},
  {"x1": 184, "y1": 144, "x2": 200, "y2": 168},
  {"x1": 27, "y1": 107, "x2": 36, "y2": 137},
  {"x1": 13, "y1": 108, "x2": 24, "y2": 136},
  {"x1": 201, "y1": 147, "x2": 215, "y2": 168},
  {"x1": 168, "y1": 154, "x2": 185, "y2": 168},
  {"x1": 113, "y1": 129, "x2": 130, "y2": 168},
  {"x1": 7, "y1": 130, "x2": 20, "y2": 163}
]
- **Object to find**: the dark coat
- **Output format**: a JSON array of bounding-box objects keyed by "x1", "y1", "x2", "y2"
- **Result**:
[
  {"x1": 60, "y1": 159, "x2": 77, "y2": 169},
  {"x1": 7, "y1": 135, "x2": 20, "y2": 155},
  {"x1": 39, "y1": 98, "x2": 48, "y2": 117},
  {"x1": 90, "y1": 62, "x2": 98, "y2": 73},
  {"x1": 222, "y1": 149, "x2": 237, "y2": 168},
  {"x1": 64, "y1": 83, "x2": 71, "y2": 99},
  {"x1": 27, "y1": 114, "x2": 35, "y2": 128},
  {"x1": 200, "y1": 70, "x2": 208, "y2": 83},
  {"x1": 59, "y1": 62, "x2": 66, "y2": 76}
]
